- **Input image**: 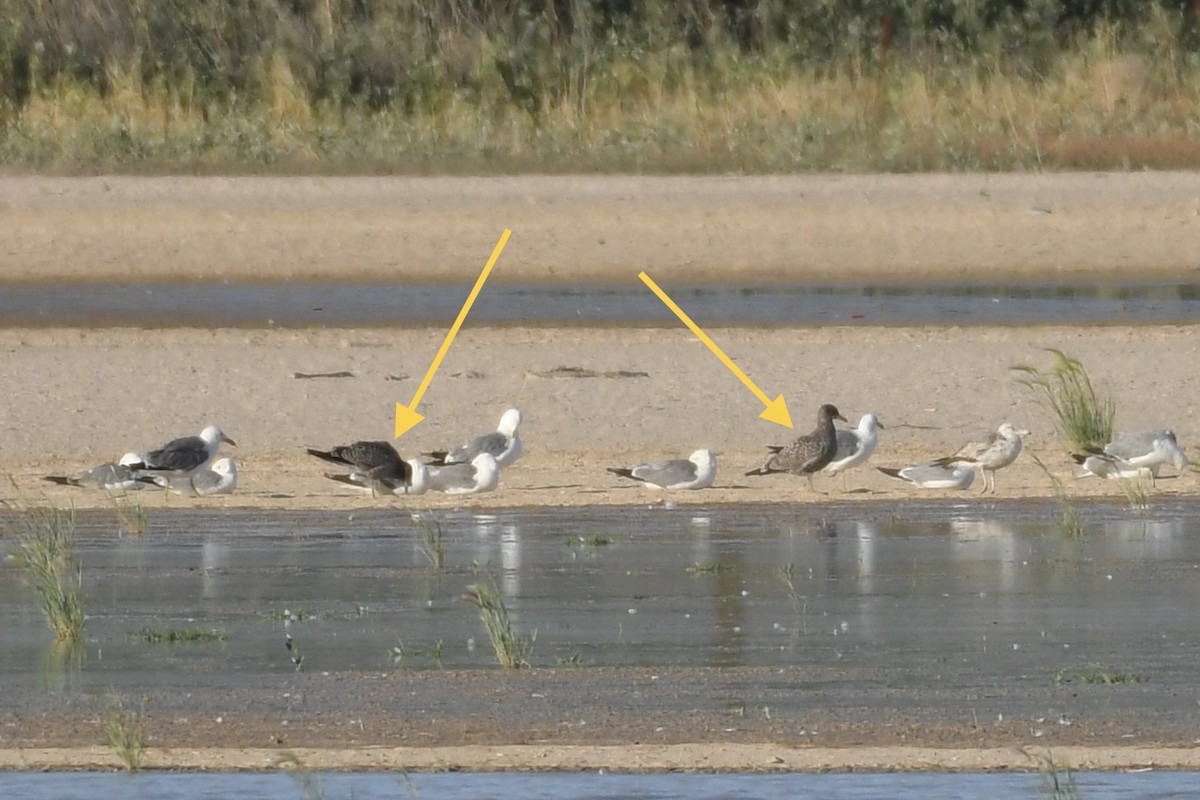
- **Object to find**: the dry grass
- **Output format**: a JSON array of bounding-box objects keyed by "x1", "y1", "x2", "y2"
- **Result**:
[{"x1": 2, "y1": 4, "x2": 1200, "y2": 173}]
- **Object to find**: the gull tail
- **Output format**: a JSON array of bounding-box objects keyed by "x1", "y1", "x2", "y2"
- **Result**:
[
  {"x1": 42, "y1": 476, "x2": 73, "y2": 486},
  {"x1": 744, "y1": 464, "x2": 782, "y2": 477},
  {"x1": 876, "y1": 467, "x2": 904, "y2": 480},
  {"x1": 305, "y1": 448, "x2": 344, "y2": 466},
  {"x1": 1069, "y1": 453, "x2": 1089, "y2": 465},
  {"x1": 423, "y1": 450, "x2": 450, "y2": 466},
  {"x1": 606, "y1": 467, "x2": 637, "y2": 481}
]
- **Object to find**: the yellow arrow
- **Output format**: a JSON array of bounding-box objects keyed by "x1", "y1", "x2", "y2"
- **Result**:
[
  {"x1": 638, "y1": 271, "x2": 793, "y2": 429},
  {"x1": 395, "y1": 229, "x2": 512, "y2": 438}
]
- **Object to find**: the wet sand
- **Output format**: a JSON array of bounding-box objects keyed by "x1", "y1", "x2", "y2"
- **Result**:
[{"x1": 1, "y1": 174, "x2": 1198, "y2": 772}]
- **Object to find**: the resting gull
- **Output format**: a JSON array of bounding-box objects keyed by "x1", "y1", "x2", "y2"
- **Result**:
[
  {"x1": 427, "y1": 452, "x2": 500, "y2": 495},
  {"x1": 428, "y1": 408, "x2": 523, "y2": 467},
  {"x1": 877, "y1": 461, "x2": 976, "y2": 490},
  {"x1": 607, "y1": 449, "x2": 717, "y2": 490},
  {"x1": 1073, "y1": 454, "x2": 1154, "y2": 482},
  {"x1": 137, "y1": 457, "x2": 237, "y2": 496},
  {"x1": 823, "y1": 412, "x2": 884, "y2": 489},
  {"x1": 1073, "y1": 429, "x2": 1186, "y2": 486},
  {"x1": 307, "y1": 440, "x2": 408, "y2": 483},
  {"x1": 745, "y1": 403, "x2": 847, "y2": 491},
  {"x1": 44, "y1": 453, "x2": 144, "y2": 492},
  {"x1": 931, "y1": 422, "x2": 1028, "y2": 494},
  {"x1": 128, "y1": 424, "x2": 236, "y2": 474},
  {"x1": 327, "y1": 458, "x2": 430, "y2": 496}
]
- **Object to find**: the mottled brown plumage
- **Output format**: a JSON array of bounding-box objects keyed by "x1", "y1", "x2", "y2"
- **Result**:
[{"x1": 745, "y1": 404, "x2": 847, "y2": 491}]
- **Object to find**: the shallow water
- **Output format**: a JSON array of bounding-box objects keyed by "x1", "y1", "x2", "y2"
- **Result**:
[
  {"x1": 3, "y1": 501, "x2": 1199, "y2": 689},
  {"x1": 1, "y1": 769, "x2": 1196, "y2": 799},
  {"x1": 3, "y1": 281, "x2": 1199, "y2": 327}
]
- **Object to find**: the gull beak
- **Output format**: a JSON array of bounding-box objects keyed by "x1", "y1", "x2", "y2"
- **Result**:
[
  {"x1": 223, "y1": 435, "x2": 238, "y2": 447},
  {"x1": 836, "y1": 414, "x2": 848, "y2": 423}
]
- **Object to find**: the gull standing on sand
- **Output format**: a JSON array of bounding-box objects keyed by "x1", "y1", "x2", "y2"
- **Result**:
[
  {"x1": 1074, "y1": 429, "x2": 1187, "y2": 486},
  {"x1": 427, "y1": 453, "x2": 500, "y2": 495},
  {"x1": 607, "y1": 449, "x2": 717, "y2": 490},
  {"x1": 307, "y1": 440, "x2": 411, "y2": 494},
  {"x1": 745, "y1": 404, "x2": 846, "y2": 492},
  {"x1": 931, "y1": 422, "x2": 1029, "y2": 494},
  {"x1": 428, "y1": 408, "x2": 523, "y2": 467},
  {"x1": 129, "y1": 424, "x2": 236, "y2": 474},
  {"x1": 877, "y1": 461, "x2": 976, "y2": 490},
  {"x1": 43, "y1": 453, "x2": 145, "y2": 492},
  {"x1": 137, "y1": 457, "x2": 238, "y2": 496},
  {"x1": 326, "y1": 457, "x2": 431, "y2": 496},
  {"x1": 823, "y1": 413, "x2": 884, "y2": 489}
]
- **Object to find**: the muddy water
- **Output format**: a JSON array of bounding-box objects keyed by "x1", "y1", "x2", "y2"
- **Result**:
[
  {"x1": 3, "y1": 769, "x2": 1198, "y2": 800},
  {"x1": 2, "y1": 281, "x2": 1199, "y2": 327},
  {"x1": 3, "y1": 501, "x2": 1199, "y2": 700}
]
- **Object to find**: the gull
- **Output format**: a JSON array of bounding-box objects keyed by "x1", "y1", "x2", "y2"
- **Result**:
[
  {"x1": 931, "y1": 422, "x2": 1029, "y2": 494},
  {"x1": 44, "y1": 453, "x2": 144, "y2": 491},
  {"x1": 427, "y1": 453, "x2": 500, "y2": 495},
  {"x1": 326, "y1": 458, "x2": 430, "y2": 496},
  {"x1": 1074, "y1": 429, "x2": 1187, "y2": 487},
  {"x1": 428, "y1": 408, "x2": 523, "y2": 467},
  {"x1": 823, "y1": 413, "x2": 884, "y2": 489},
  {"x1": 137, "y1": 457, "x2": 237, "y2": 496},
  {"x1": 128, "y1": 424, "x2": 236, "y2": 474},
  {"x1": 745, "y1": 404, "x2": 847, "y2": 491},
  {"x1": 607, "y1": 449, "x2": 717, "y2": 490},
  {"x1": 877, "y1": 461, "x2": 976, "y2": 490},
  {"x1": 306, "y1": 440, "x2": 409, "y2": 488},
  {"x1": 1073, "y1": 453, "x2": 1154, "y2": 482}
]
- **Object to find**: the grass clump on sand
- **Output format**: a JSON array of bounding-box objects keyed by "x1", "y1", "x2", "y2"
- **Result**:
[
  {"x1": 5, "y1": 498, "x2": 86, "y2": 642},
  {"x1": 1013, "y1": 349, "x2": 1115, "y2": 453},
  {"x1": 102, "y1": 696, "x2": 148, "y2": 772},
  {"x1": 462, "y1": 582, "x2": 535, "y2": 669}
]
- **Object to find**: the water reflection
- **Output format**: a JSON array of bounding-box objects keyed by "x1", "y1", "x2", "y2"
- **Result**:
[
  {"x1": 3, "y1": 502, "x2": 1200, "y2": 683},
  {"x1": 5, "y1": 281, "x2": 1200, "y2": 327}
]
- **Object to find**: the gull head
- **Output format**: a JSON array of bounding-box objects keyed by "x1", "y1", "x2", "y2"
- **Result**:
[
  {"x1": 117, "y1": 452, "x2": 142, "y2": 466},
  {"x1": 690, "y1": 449, "x2": 717, "y2": 471},
  {"x1": 201, "y1": 425, "x2": 237, "y2": 447},
  {"x1": 406, "y1": 458, "x2": 430, "y2": 493},
  {"x1": 1157, "y1": 431, "x2": 1188, "y2": 470},
  {"x1": 998, "y1": 423, "x2": 1030, "y2": 440},
  {"x1": 859, "y1": 413, "x2": 883, "y2": 433},
  {"x1": 498, "y1": 408, "x2": 523, "y2": 437},
  {"x1": 819, "y1": 404, "x2": 848, "y2": 424}
]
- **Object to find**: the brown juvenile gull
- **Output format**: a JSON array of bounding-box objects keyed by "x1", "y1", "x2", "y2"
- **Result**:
[
  {"x1": 931, "y1": 422, "x2": 1029, "y2": 494},
  {"x1": 745, "y1": 403, "x2": 847, "y2": 491},
  {"x1": 306, "y1": 440, "x2": 410, "y2": 495}
]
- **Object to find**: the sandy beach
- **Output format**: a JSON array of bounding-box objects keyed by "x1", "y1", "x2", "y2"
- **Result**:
[{"x1": 1, "y1": 174, "x2": 1198, "y2": 772}]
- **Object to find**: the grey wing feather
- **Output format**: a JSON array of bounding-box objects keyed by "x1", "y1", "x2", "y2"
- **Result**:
[
  {"x1": 447, "y1": 432, "x2": 507, "y2": 463},
  {"x1": 143, "y1": 436, "x2": 208, "y2": 471},
  {"x1": 1104, "y1": 430, "x2": 1162, "y2": 459},
  {"x1": 632, "y1": 459, "x2": 696, "y2": 487},
  {"x1": 833, "y1": 429, "x2": 862, "y2": 460}
]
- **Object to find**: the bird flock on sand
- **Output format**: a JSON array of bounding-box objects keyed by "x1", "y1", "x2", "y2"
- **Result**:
[{"x1": 43, "y1": 403, "x2": 1189, "y2": 499}]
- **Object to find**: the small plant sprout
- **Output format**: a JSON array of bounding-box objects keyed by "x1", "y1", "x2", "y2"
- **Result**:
[
  {"x1": 113, "y1": 495, "x2": 148, "y2": 536},
  {"x1": 6, "y1": 497, "x2": 86, "y2": 642},
  {"x1": 1031, "y1": 455, "x2": 1083, "y2": 537},
  {"x1": 1013, "y1": 349, "x2": 1115, "y2": 453},
  {"x1": 686, "y1": 561, "x2": 733, "y2": 574},
  {"x1": 103, "y1": 696, "x2": 148, "y2": 772},
  {"x1": 392, "y1": 638, "x2": 444, "y2": 668},
  {"x1": 461, "y1": 581, "x2": 535, "y2": 669},
  {"x1": 415, "y1": 514, "x2": 446, "y2": 570}
]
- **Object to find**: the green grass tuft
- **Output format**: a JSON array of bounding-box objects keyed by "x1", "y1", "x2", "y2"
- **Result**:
[
  {"x1": 1013, "y1": 349, "x2": 1115, "y2": 453},
  {"x1": 134, "y1": 626, "x2": 229, "y2": 644},
  {"x1": 5, "y1": 497, "x2": 86, "y2": 642},
  {"x1": 462, "y1": 581, "x2": 535, "y2": 669},
  {"x1": 1030, "y1": 455, "x2": 1084, "y2": 538},
  {"x1": 102, "y1": 696, "x2": 147, "y2": 772},
  {"x1": 415, "y1": 515, "x2": 446, "y2": 571}
]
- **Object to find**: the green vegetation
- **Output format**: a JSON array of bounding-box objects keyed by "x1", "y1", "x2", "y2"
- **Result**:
[
  {"x1": 687, "y1": 561, "x2": 734, "y2": 574},
  {"x1": 1013, "y1": 350, "x2": 1115, "y2": 453},
  {"x1": 113, "y1": 496, "x2": 148, "y2": 536},
  {"x1": 1031, "y1": 455, "x2": 1084, "y2": 538},
  {"x1": 416, "y1": 515, "x2": 446, "y2": 571},
  {"x1": 6, "y1": 499, "x2": 86, "y2": 642},
  {"x1": 1056, "y1": 664, "x2": 1145, "y2": 685},
  {"x1": 392, "y1": 637, "x2": 444, "y2": 668},
  {"x1": 134, "y1": 626, "x2": 229, "y2": 644},
  {"x1": 3, "y1": 2, "x2": 1200, "y2": 172},
  {"x1": 102, "y1": 696, "x2": 148, "y2": 772},
  {"x1": 462, "y1": 581, "x2": 535, "y2": 669}
]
